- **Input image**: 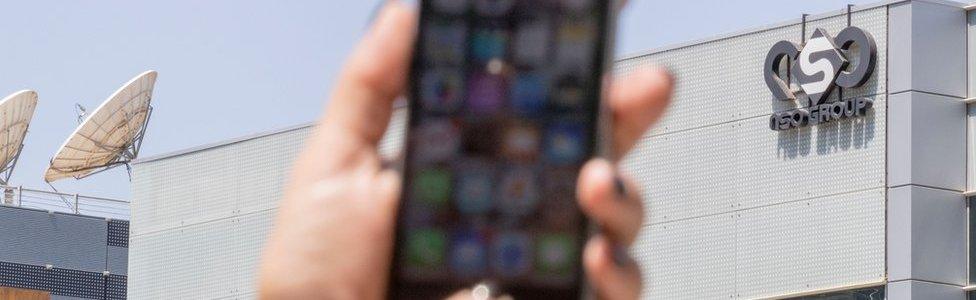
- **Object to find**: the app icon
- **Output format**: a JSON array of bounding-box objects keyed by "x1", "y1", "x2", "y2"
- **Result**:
[
  {"x1": 492, "y1": 231, "x2": 532, "y2": 277},
  {"x1": 501, "y1": 122, "x2": 541, "y2": 162},
  {"x1": 462, "y1": 121, "x2": 500, "y2": 157},
  {"x1": 561, "y1": 0, "x2": 592, "y2": 12},
  {"x1": 413, "y1": 168, "x2": 452, "y2": 207},
  {"x1": 450, "y1": 229, "x2": 489, "y2": 276},
  {"x1": 402, "y1": 201, "x2": 439, "y2": 225},
  {"x1": 514, "y1": 20, "x2": 551, "y2": 67},
  {"x1": 421, "y1": 70, "x2": 464, "y2": 113},
  {"x1": 544, "y1": 122, "x2": 587, "y2": 165},
  {"x1": 496, "y1": 167, "x2": 540, "y2": 216},
  {"x1": 405, "y1": 228, "x2": 448, "y2": 269},
  {"x1": 552, "y1": 74, "x2": 586, "y2": 109},
  {"x1": 467, "y1": 71, "x2": 506, "y2": 114},
  {"x1": 474, "y1": 0, "x2": 515, "y2": 17},
  {"x1": 472, "y1": 28, "x2": 509, "y2": 63},
  {"x1": 424, "y1": 23, "x2": 468, "y2": 66},
  {"x1": 412, "y1": 119, "x2": 460, "y2": 163},
  {"x1": 536, "y1": 233, "x2": 576, "y2": 274},
  {"x1": 455, "y1": 162, "x2": 494, "y2": 214},
  {"x1": 510, "y1": 73, "x2": 548, "y2": 115},
  {"x1": 433, "y1": 0, "x2": 470, "y2": 15},
  {"x1": 540, "y1": 167, "x2": 582, "y2": 229},
  {"x1": 556, "y1": 21, "x2": 595, "y2": 74}
]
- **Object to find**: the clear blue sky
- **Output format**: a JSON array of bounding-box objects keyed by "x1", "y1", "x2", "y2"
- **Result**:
[{"x1": 0, "y1": 0, "x2": 883, "y2": 200}]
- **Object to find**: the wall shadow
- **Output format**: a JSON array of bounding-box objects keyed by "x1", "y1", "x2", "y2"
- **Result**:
[{"x1": 777, "y1": 107, "x2": 876, "y2": 159}]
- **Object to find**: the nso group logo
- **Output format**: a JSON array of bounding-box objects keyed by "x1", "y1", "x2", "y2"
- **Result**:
[{"x1": 764, "y1": 26, "x2": 878, "y2": 131}]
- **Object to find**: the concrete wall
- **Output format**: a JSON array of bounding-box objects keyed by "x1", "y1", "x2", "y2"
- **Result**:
[{"x1": 0, "y1": 205, "x2": 128, "y2": 299}]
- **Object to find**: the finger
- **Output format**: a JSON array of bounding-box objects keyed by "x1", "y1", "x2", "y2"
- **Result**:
[
  {"x1": 609, "y1": 67, "x2": 673, "y2": 158},
  {"x1": 584, "y1": 235, "x2": 642, "y2": 300},
  {"x1": 616, "y1": 0, "x2": 629, "y2": 11},
  {"x1": 444, "y1": 289, "x2": 513, "y2": 300},
  {"x1": 446, "y1": 290, "x2": 472, "y2": 300},
  {"x1": 307, "y1": 0, "x2": 418, "y2": 174},
  {"x1": 578, "y1": 159, "x2": 644, "y2": 246}
]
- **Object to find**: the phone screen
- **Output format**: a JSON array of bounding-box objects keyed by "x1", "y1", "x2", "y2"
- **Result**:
[{"x1": 392, "y1": 0, "x2": 611, "y2": 298}]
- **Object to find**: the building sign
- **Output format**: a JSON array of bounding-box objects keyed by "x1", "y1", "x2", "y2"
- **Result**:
[{"x1": 764, "y1": 26, "x2": 877, "y2": 131}]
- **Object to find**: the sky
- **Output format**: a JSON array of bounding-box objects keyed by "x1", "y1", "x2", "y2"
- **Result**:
[{"x1": 0, "y1": 0, "x2": 885, "y2": 200}]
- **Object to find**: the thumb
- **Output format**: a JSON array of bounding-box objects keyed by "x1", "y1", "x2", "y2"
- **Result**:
[{"x1": 297, "y1": 1, "x2": 417, "y2": 180}]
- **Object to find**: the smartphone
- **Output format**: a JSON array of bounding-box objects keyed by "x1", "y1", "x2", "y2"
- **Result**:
[{"x1": 391, "y1": 0, "x2": 615, "y2": 298}]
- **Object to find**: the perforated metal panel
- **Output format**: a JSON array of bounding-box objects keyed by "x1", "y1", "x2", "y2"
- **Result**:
[
  {"x1": 619, "y1": 7, "x2": 888, "y2": 300},
  {"x1": 130, "y1": 127, "x2": 310, "y2": 237},
  {"x1": 130, "y1": 112, "x2": 407, "y2": 299},
  {"x1": 106, "y1": 274, "x2": 127, "y2": 300},
  {"x1": 107, "y1": 220, "x2": 129, "y2": 248},
  {"x1": 0, "y1": 262, "x2": 106, "y2": 299}
]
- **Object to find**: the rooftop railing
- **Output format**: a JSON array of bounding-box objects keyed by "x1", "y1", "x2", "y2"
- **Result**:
[{"x1": 0, "y1": 185, "x2": 129, "y2": 220}]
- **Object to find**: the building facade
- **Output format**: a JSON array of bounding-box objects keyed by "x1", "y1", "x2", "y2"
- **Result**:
[
  {"x1": 129, "y1": 0, "x2": 976, "y2": 299},
  {"x1": 0, "y1": 205, "x2": 129, "y2": 300}
]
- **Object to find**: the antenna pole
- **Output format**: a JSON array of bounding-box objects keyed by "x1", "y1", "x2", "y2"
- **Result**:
[
  {"x1": 847, "y1": 4, "x2": 854, "y2": 27},
  {"x1": 801, "y1": 14, "x2": 809, "y2": 43}
]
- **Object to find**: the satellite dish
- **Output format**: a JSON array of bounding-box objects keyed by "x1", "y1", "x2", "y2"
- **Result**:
[
  {"x1": 0, "y1": 90, "x2": 38, "y2": 186},
  {"x1": 44, "y1": 70, "x2": 158, "y2": 182}
]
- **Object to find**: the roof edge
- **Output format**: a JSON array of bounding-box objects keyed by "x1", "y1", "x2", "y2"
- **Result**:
[
  {"x1": 133, "y1": 123, "x2": 315, "y2": 165},
  {"x1": 134, "y1": 0, "x2": 972, "y2": 165},
  {"x1": 617, "y1": 0, "x2": 968, "y2": 61}
]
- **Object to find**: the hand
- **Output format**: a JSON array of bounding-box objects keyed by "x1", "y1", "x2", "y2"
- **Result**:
[{"x1": 257, "y1": 1, "x2": 673, "y2": 299}]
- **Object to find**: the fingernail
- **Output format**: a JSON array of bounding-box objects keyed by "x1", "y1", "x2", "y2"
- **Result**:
[
  {"x1": 613, "y1": 176, "x2": 627, "y2": 200},
  {"x1": 612, "y1": 245, "x2": 633, "y2": 268},
  {"x1": 366, "y1": 2, "x2": 385, "y2": 27}
]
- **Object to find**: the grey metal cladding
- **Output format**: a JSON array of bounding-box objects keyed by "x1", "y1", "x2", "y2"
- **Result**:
[
  {"x1": 888, "y1": 1, "x2": 968, "y2": 97},
  {"x1": 969, "y1": 12, "x2": 976, "y2": 99},
  {"x1": 107, "y1": 219, "x2": 129, "y2": 248},
  {"x1": 106, "y1": 246, "x2": 128, "y2": 276},
  {"x1": 886, "y1": 91, "x2": 967, "y2": 190},
  {"x1": 887, "y1": 186, "x2": 967, "y2": 286},
  {"x1": 0, "y1": 206, "x2": 107, "y2": 273},
  {"x1": 0, "y1": 261, "x2": 111, "y2": 299}
]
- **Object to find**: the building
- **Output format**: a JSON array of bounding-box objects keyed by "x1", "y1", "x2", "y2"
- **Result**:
[
  {"x1": 0, "y1": 189, "x2": 129, "y2": 300},
  {"x1": 128, "y1": 0, "x2": 976, "y2": 299}
]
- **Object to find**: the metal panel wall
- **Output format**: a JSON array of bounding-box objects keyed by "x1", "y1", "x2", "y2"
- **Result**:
[
  {"x1": 0, "y1": 206, "x2": 128, "y2": 299},
  {"x1": 129, "y1": 127, "x2": 310, "y2": 299},
  {"x1": 0, "y1": 206, "x2": 108, "y2": 273},
  {"x1": 618, "y1": 7, "x2": 888, "y2": 299},
  {"x1": 128, "y1": 7, "x2": 891, "y2": 300},
  {"x1": 129, "y1": 109, "x2": 407, "y2": 299}
]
